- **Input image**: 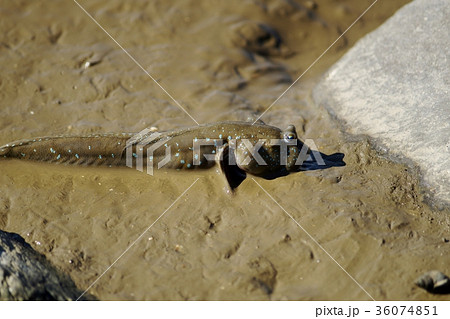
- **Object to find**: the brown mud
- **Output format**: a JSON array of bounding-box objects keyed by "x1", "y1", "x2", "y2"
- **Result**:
[{"x1": 0, "y1": 0, "x2": 449, "y2": 300}]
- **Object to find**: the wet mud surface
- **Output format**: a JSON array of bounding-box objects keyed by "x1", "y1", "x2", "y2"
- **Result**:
[{"x1": 0, "y1": 0, "x2": 449, "y2": 300}]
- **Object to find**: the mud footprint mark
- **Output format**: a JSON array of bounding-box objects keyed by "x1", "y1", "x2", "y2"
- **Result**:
[
  {"x1": 203, "y1": 215, "x2": 222, "y2": 234},
  {"x1": 248, "y1": 257, "x2": 278, "y2": 296},
  {"x1": 227, "y1": 20, "x2": 291, "y2": 57},
  {"x1": 0, "y1": 197, "x2": 11, "y2": 229},
  {"x1": 47, "y1": 26, "x2": 63, "y2": 45},
  {"x1": 224, "y1": 242, "x2": 241, "y2": 259}
]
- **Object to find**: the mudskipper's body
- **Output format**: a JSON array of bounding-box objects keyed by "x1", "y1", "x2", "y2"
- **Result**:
[{"x1": 0, "y1": 121, "x2": 309, "y2": 190}]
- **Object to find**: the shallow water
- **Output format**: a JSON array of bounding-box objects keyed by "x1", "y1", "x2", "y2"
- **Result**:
[{"x1": 1, "y1": 0, "x2": 449, "y2": 300}]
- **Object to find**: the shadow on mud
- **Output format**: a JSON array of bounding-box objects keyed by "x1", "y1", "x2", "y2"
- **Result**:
[
  {"x1": 300, "y1": 151, "x2": 346, "y2": 171},
  {"x1": 259, "y1": 152, "x2": 346, "y2": 182}
]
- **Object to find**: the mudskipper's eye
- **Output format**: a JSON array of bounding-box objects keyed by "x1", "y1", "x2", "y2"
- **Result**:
[{"x1": 284, "y1": 132, "x2": 296, "y2": 142}]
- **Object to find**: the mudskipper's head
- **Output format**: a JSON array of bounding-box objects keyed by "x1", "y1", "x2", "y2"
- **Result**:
[
  {"x1": 218, "y1": 124, "x2": 310, "y2": 191},
  {"x1": 233, "y1": 124, "x2": 309, "y2": 177},
  {"x1": 282, "y1": 124, "x2": 309, "y2": 173}
]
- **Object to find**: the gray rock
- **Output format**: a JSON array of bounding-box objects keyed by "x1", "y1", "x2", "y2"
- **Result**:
[
  {"x1": 415, "y1": 270, "x2": 450, "y2": 294},
  {"x1": 313, "y1": 0, "x2": 450, "y2": 207},
  {"x1": 0, "y1": 230, "x2": 94, "y2": 300}
]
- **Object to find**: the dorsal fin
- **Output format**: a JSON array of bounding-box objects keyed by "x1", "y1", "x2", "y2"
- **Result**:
[{"x1": 246, "y1": 116, "x2": 266, "y2": 125}]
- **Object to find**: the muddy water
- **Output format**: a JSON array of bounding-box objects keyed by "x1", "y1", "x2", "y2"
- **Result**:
[{"x1": 1, "y1": 0, "x2": 449, "y2": 300}]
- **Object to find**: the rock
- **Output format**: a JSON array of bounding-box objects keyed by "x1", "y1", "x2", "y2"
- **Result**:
[
  {"x1": 0, "y1": 230, "x2": 94, "y2": 300},
  {"x1": 415, "y1": 270, "x2": 450, "y2": 294},
  {"x1": 313, "y1": 0, "x2": 450, "y2": 208}
]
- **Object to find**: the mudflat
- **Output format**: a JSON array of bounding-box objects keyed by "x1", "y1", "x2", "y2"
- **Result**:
[{"x1": 0, "y1": 0, "x2": 448, "y2": 300}]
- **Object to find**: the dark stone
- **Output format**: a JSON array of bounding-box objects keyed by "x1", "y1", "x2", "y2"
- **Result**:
[{"x1": 0, "y1": 230, "x2": 95, "y2": 301}]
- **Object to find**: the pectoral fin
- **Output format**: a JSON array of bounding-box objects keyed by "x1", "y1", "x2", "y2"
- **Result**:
[{"x1": 217, "y1": 144, "x2": 247, "y2": 191}]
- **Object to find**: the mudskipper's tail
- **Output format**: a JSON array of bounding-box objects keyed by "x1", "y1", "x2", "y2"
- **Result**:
[
  {"x1": 0, "y1": 144, "x2": 11, "y2": 157},
  {"x1": 0, "y1": 134, "x2": 135, "y2": 166}
]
